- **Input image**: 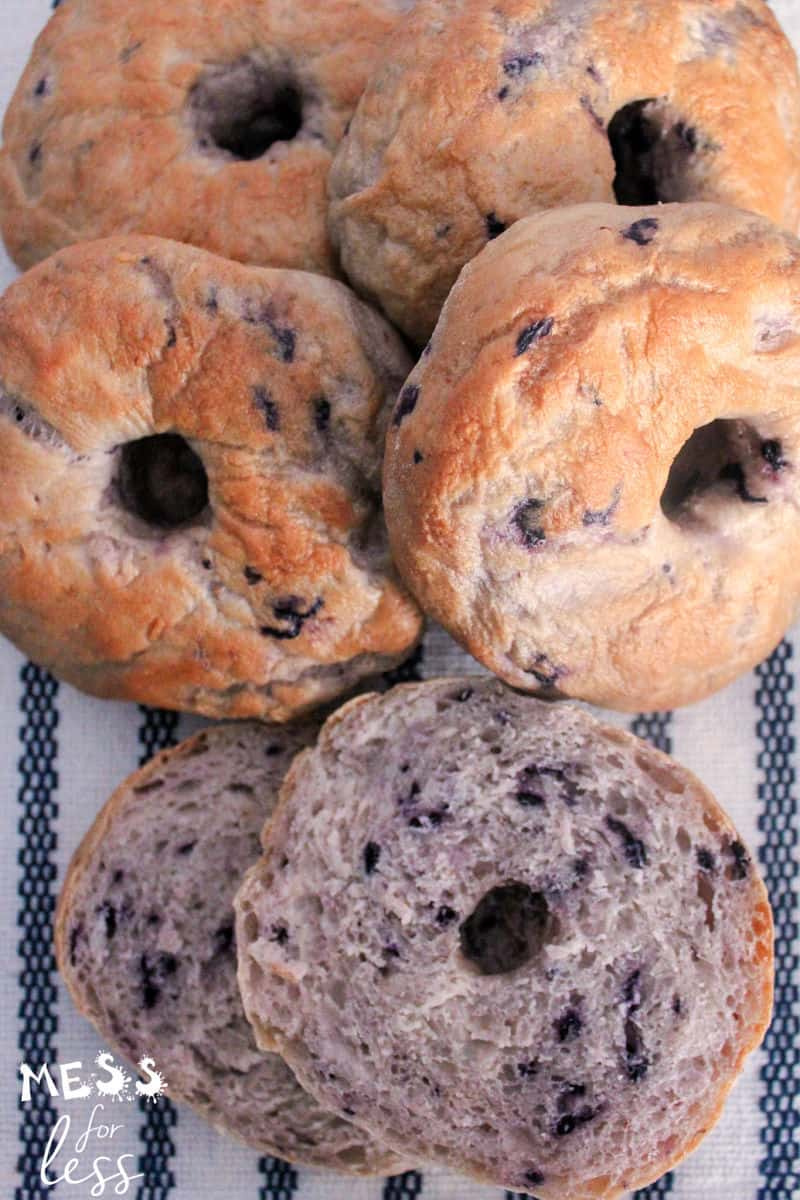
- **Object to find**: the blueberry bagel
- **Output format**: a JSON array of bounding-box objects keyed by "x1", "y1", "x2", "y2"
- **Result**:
[
  {"x1": 0, "y1": 236, "x2": 421, "y2": 720},
  {"x1": 55, "y1": 721, "x2": 407, "y2": 1173},
  {"x1": 0, "y1": 0, "x2": 412, "y2": 273},
  {"x1": 235, "y1": 678, "x2": 773, "y2": 1199},
  {"x1": 383, "y1": 202, "x2": 800, "y2": 712},
  {"x1": 329, "y1": 0, "x2": 800, "y2": 343}
]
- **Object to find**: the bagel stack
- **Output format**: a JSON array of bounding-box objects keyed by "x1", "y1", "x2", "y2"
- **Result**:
[{"x1": 0, "y1": 0, "x2": 795, "y2": 1197}]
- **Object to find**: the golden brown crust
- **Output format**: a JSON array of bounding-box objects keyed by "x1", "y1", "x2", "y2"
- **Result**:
[
  {"x1": 0, "y1": 0, "x2": 410, "y2": 272},
  {"x1": 383, "y1": 202, "x2": 800, "y2": 712},
  {"x1": 0, "y1": 235, "x2": 422, "y2": 720},
  {"x1": 329, "y1": 0, "x2": 800, "y2": 343}
]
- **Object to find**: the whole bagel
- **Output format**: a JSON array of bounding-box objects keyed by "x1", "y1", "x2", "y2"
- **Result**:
[
  {"x1": 0, "y1": 235, "x2": 421, "y2": 720},
  {"x1": 0, "y1": 0, "x2": 412, "y2": 273},
  {"x1": 329, "y1": 0, "x2": 800, "y2": 343},
  {"x1": 383, "y1": 202, "x2": 800, "y2": 712}
]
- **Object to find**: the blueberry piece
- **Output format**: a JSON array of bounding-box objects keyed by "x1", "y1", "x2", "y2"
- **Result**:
[
  {"x1": 244, "y1": 565, "x2": 263, "y2": 584},
  {"x1": 455, "y1": 687, "x2": 473, "y2": 701},
  {"x1": 622, "y1": 968, "x2": 642, "y2": 1009},
  {"x1": 69, "y1": 924, "x2": 83, "y2": 966},
  {"x1": 202, "y1": 558, "x2": 212, "y2": 569},
  {"x1": 260, "y1": 596, "x2": 323, "y2": 639},
  {"x1": 205, "y1": 289, "x2": 219, "y2": 314},
  {"x1": 554, "y1": 1107, "x2": 596, "y2": 1137},
  {"x1": 271, "y1": 924, "x2": 289, "y2": 946},
  {"x1": 363, "y1": 842, "x2": 381, "y2": 874},
  {"x1": 515, "y1": 317, "x2": 554, "y2": 356},
  {"x1": 696, "y1": 847, "x2": 716, "y2": 871},
  {"x1": 606, "y1": 816, "x2": 648, "y2": 868},
  {"x1": 517, "y1": 1060, "x2": 539, "y2": 1079},
  {"x1": 556, "y1": 1008, "x2": 582, "y2": 1042},
  {"x1": 727, "y1": 839, "x2": 750, "y2": 880},
  {"x1": 34, "y1": 78, "x2": 48, "y2": 98},
  {"x1": 176, "y1": 841, "x2": 196, "y2": 856},
  {"x1": 99, "y1": 901, "x2": 117, "y2": 939},
  {"x1": 273, "y1": 326, "x2": 295, "y2": 363},
  {"x1": 112, "y1": 868, "x2": 125, "y2": 885},
  {"x1": 580, "y1": 95, "x2": 604, "y2": 130},
  {"x1": 29, "y1": 142, "x2": 42, "y2": 165},
  {"x1": 624, "y1": 1019, "x2": 649, "y2": 1081},
  {"x1": 253, "y1": 386, "x2": 279, "y2": 431},
  {"x1": 623, "y1": 218, "x2": 659, "y2": 246},
  {"x1": 582, "y1": 485, "x2": 621, "y2": 526},
  {"x1": 314, "y1": 397, "x2": 331, "y2": 432},
  {"x1": 497, "y1": 85, "x2": 510, "y2": 100},
  {"x1": 393, "y1": 384, "x2": 419, "y2": 426},
  {"x1": 139, "y1": 952, "x2": 178, "y2": 1010},
  {"x1": 530, "y1": 654, "x2": 562, "y2": 689},
  {"x1": 413, "y1": 449, "x2": 424, "y2": 463},
  {"x1": 485, "y1": 212, "x2": 507, "y2": 239},
  {"x1": 516, "y1": 764, "x2": 548, "y2": 808},
  {"x1": 762, "y1": 439, "x2": 787, "y2": 471},
  {"x1": 719, "y1": 462, "x2": 766, "y2": 503},
  {"x1": 512, "y1": 498, "x2": 546, "y2": 548},
  {"x1": 459, "y1": 883, "x2": 551, "y2": 975},
  {"x1": 214, "y1": 923, "x2": 234, "y2": 955},
  {"x1": 524, "y1": 1169, "x2": 545, "y2": 1187},
  {"x1": 673, "y1": 994, "x2": 683, "y2": 1016},
  {"x1": 165, "y1": 322, "x2": 177, "y2": 348},
  {"x1": 435, "y1": 905, "x2": 458, "y2": 926}
]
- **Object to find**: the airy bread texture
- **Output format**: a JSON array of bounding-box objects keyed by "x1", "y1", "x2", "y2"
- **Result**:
[
  {"x1": 0, "y1": 235, "x2": 422, "y2": 720},
  {"x1": 0, "y1": 0, "x2": 413, "y2": 273},
  {"x1": 55, "y1": 721, "x2": 406, "y2": 1174},
  {"x1": 329, "y1": 0, "x2": 800, "y2": 342},
  {"x1": 383, "y1": 202, "x2": 800, "y2": 712},
  {"x1": 236, "y1": 678, "x2": 773, "y2": 1200}
]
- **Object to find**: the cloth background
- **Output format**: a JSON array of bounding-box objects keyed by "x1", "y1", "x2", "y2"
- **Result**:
[{"x1": 0, "y1": 0, "x2": 798, "y2": 1197}]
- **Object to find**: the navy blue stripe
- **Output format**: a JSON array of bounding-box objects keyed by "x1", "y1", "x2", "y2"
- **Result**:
[
  {"x1": 136, "y1": 707, "x2": 179, "y2": 1200},
  {"x1": 630, "y1": 711, "x2": 674, "y2": 1200},
  {"x1": 15, "y1": 664, "x2": 60, "y2": 1200},
  {"x1": 755, "y1": 642, "x2": 799, "y2": 1198},
  {"x1": 384, "y1": 1171, "x2": 424, "y2": 1200},
  {"x1": 259, "y1": 1156, "x2": 297, "y2": 1199}
]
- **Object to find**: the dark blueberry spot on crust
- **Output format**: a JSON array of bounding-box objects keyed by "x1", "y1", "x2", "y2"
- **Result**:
[
  {"x1": 29, "y1": 142, "x2": 42, "y2": 165},
  {"x1": 413, "y1": 449, "x2": 424, "y2": 464},
  {"x1": 393, "y1": 384, "x2": 419, "y2": 427},
  {"x1": 762, "y1": 439, "x2": 787, "y2": 471},
  {"x1": 271, "y1": 924, "x2": 289, "y2": 946},
  {"x1": 556, "y1": 1008, "x2": 582, "y2": 1042},
  {"x1": 435, "y1": 223, "x2": 452, "y2": 238},
  {"x1": 165, "y1": 322, "x2": 177, "y2": 348},
  {"x1": 497, "y1": 85, "x2": 510, "y2": 100},
  {"x1": 436, "y1": 905, "x2": 458, "y2": 926},
  {"x1": 273, "y1": 326, "x2": 296, "y2": 363},
  {"x1": 719, "y1": 461, "x2": 767, "y2": 503},
  {"x1": 460, "y1": 883, "x2": 551, "y2": 975},
  {"x1": 112, "y1": 868, "x2": 125, "y2": 885},
  {"x1": 554, "y1": 1107, "x2": 597, "y2": 1137},
  {"x1": 214, "y1": 923, "x2": 234, "y2": 955},
  {"x1": 177, "y1": 841, "x2": 196, "y2": 856},
  {"x1": 260, "y1": 596, "x2": 323, "y2": 640},
  {"x1": 673, "y1": 994, "x2": 683, "y2": 1016},
  {"x1": 485, "y1": 212, "x2": 507, "y2": 239},
  {"x1": 625, "y1": 1019, "x2": 649, "y2": 1081},
  {"x1": 202, "y1": 558, "x2": 212, "y2": 569},
  {"x1": 205, "y1": 289, "x2": 219, "y2": 314},
  {"x1": 364, "y1": 842, "x2": 381, "y2": 874},
  {"x1": 120, "y1": 41, "x2": 143, "y2": 64},
  {"x1": 515, "y1": 317, "x2": 554, "y2": 356},
  {"x1": 517, "y1": 1060, "x2": 539, "y2": 1079},
  {"x1": 582, "y1": 484, "x2": 621, "y2": 527},
  {"x1": 314, "y1": 397, "x2": 331, "y2": 432},
  {"x1": 503, "y1": 53, "x2": 543, "y2": 77},
  {"x1": 623, "y1": 218, "x2": 659, "y2": 246},
  {"x1": 606, "y1": 816, "x2": 648, "y2": 868},
  {"x1": 253, "y1": 386, "x2": 279, "y2": 431},
  {"x1": 34, "y1": 78, "x2": 48, "y2": 98},
  {"x1": 530, "y1": 654, "x2": 563, "y2": 689},
  {"x1": 697, "y1": 847, "x2": 716, "y2": 871},
  {"x1": 727, "y1": 839, "x2": 750, "y2": 880},
  {"x1": 244, "y1": 565, "x2": 263, "y2": 584},
  {"x1": 117, "y1": 433, "x2": 209, "y2": 528},
  {"x1": 524, "y1": 1168, "x2": 545, "y2": 1187},
  {"x1": 580, "y1": 94, "x2": 605, "y2": 130},
  {"x1": 512, "y1": 498, "x2": 546, "y2": 548}
]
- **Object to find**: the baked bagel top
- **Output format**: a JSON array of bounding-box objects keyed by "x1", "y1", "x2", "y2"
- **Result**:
[{"x1": 383, "y1": 202, "x2": 800, "y2": 711}]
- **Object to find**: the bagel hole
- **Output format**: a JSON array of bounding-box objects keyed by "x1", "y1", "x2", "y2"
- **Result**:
[
  {"x1": 661, "y1": 419, "x2": 767, "y2": 518},
  {"x1": 459, "y1": 883, "x2": 554, "y2": 976},
  {"x1": 608, "y1": 99, "x2": 698, "y2": 205},
  {"x1": 116, "y1": 433, "x2": 209, "y2": 529},
  {"x1": 189, "y1": 57, "x2": 303, "y2": 161}
]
